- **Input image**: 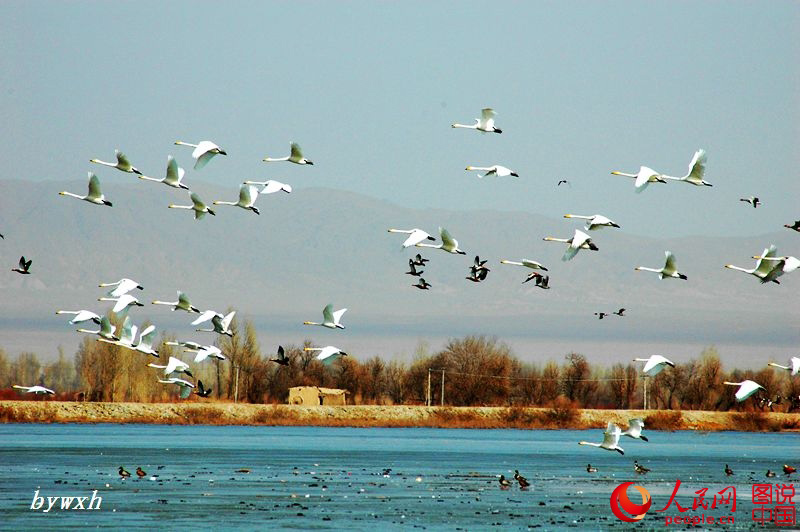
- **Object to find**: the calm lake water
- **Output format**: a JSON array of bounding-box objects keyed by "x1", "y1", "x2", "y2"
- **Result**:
[{"x1": 0, "y1": 424, "x2": 797, "y2": 530}]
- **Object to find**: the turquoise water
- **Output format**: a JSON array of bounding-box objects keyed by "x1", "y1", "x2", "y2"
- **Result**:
[{"x1": 0, "y1": 424, "x2": 797, "y2": 530}]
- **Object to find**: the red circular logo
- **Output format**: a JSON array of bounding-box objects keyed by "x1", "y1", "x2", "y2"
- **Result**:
[{"x1": 610, "y1": 482, "x2": 652, "y2": 522}]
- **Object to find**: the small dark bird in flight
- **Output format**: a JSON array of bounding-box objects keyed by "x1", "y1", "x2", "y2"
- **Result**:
[
  {"x1": 269, "y1": 346, "x2": 289, "y2": 366},
  {"x1": 411, "y1": 253, "x2": 429, "y2": 266},
  {"x1": 406, "y1": 260, "x2": 423, "y2": 277},
  {"x1": 12, "y1": 256, "x2": 32, "y2": 274},
  {"x1": 594, "y1": 312, "x2": 608, "y2": 320},
  {"x1": 413, "y1": 278, "x2": 431, "y2": 290},
  {"x1": 784, "y1": 220, "x2": 800, "y2": 232},
  {"x1": 739, "y1": 196, "x2": 760, "y2": 208},
  {"x1": 613, "y1": 308, "x2": 626, "y2": 316},
  {"x1": 557, "y1": 179, "x2": 569, "y2": 187},
  {"x1": 194, "y1": 380, "x2": 213, "y2": 397}
]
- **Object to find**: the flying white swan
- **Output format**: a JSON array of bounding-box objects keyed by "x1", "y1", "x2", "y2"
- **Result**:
[
  {"x1": 97, "y1": 316, "x2": 137, "y2": 348},
  {"x1": 387, "y1": 228, "x2": 436, "y2": 248},
  {"x1": 415, "y1": 227, "x2": 466, "y2": 255},
  {"x1": 138, "y1": 155, "x2": 189, "y2": 190},
  {"x1": 263, "y1": 142, "x2": 313, "y2": 165},
  {"x1": 752, "y1": 254, "x2": 799, "y2": 284},
  {"x1": 465, "y1": 165, "x2": 518, "y2": 178},
  {"x1": 97, "y1": 293, "x2": 145, "y2": 314},
  {"x1": 635, "y1": 251, "x2": 688, "y2": 280},
  {"x1": 165, "y1": 340, "x2": 204, "y2": 351},
  {"x1": 174, "y1": 140, "x2": 227, "y2": 170},
  {"x1": 90, "y1": 149, "x2": 142, "y2": 174},
  {"x1": 724, "y1": 380, "x2": 765, "y2": 402},
  {"x1": 304, "y1": 304, "x2": 347, "y2": 329},
  {"x1": 633, "y1": 355, "x2": 675, "y2": 377},
  {"x1": 660, "y1": 149, "x2": 711, "y2": 186},
  {"x1": 621, "y1": 418, "x2": 648, "y2": 441},
  {"x1": 98, "y1": 278, "x2": 143, "y2": 298},
  {"x1": 59, "y1": 172, "x2": 113, "y2": 207},
  {"x1": 499, "y1": 259, "x2": 548, "y2": 273},
  {"x1": 177, "y1": 342, "x2": 227, "y2": 364},
  {"x1": 451, "y1": 108, "x2": 502, "y2": 134},
  {"x1": 192, "y1": 310, "x2": 236, "y2": 336},
  {"x1": 12, "y1": 385, "x2": 55, "y2": 395},
  {"x1": 768, "y1": 357, "x2": 800, "y2": 376},
  {"x1": 55, "y1": 310, "x2": 101, "y2": 325},
  {"x1": 169, "y1": 192, "x2": 216, "y2": 220},
  {"x1": 543, "y1": 229, "x2": 598, "y2": 261},
  {"x1": 77, "y1": 316, "x2": 118, "y2": 341},
  {"x1": 725, "y1": 245, "x2": 780, "y2": 283},
  {"x1": 148, "y1": 356, "x2": 193, "y2": 378},
  {"x1": 152, "y1": 291, "x2": 200, "y2": 313},
  {"x1": 213, "y1": 184, "x2": 261, "y2": 215},
  {"x1": 563, "y1": 214, "x2": 620, "y2": 231},
  {"x1": 578, "y1": 422, "x2": 624, "y2": 455},
  {"x1": 304, "y1": 346, "x2": 348, "y2": 364},
  {"x1": 610, "y1": 166, "x2": 666, "y2": 193},
  {"x1": 158, "y1": 377, "x2": 195, "y2": 398},
  {"x1": 133, "y1": 325, "x2": 159, "y2": 357},
  {"x1": 242, "y1": 180, "x2": 293, "y2": 194}
]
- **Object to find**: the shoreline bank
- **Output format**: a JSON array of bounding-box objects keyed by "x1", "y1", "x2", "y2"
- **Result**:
[{"x1": 1, "y1": 401, "x2": 798, "y2": 431}]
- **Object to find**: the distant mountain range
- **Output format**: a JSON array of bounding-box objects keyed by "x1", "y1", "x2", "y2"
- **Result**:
[{"x1": 0, "y1": 179, "x2": 797, "y2": 365}]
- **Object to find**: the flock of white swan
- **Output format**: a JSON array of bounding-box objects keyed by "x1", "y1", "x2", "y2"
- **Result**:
[{"x1": 6, "y1": 108, "x2": 800, "y2": 423}]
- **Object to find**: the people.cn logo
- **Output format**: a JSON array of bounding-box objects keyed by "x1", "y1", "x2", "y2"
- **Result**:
[{"x1": 610, "y1": 482, "x2": 652, "y2": 522}]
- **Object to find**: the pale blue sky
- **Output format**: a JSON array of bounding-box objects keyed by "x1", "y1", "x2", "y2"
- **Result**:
[{"x1": 2, "y1": 1, "x2": 798, "y2": 238}]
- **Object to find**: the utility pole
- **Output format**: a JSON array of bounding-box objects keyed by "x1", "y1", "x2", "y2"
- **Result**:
[
  {"x1": 643, "y1": 376, "x2": 648, "y2": 410},
  {"x1": 234, "y1": 364, "x2": 240, "y2": 404},
  {"x1": 441, "y1": 369, "x2": 445, "y2": 406},
  {"x1": 427, "y1": 369, "x2": 431, "y2": 406}
]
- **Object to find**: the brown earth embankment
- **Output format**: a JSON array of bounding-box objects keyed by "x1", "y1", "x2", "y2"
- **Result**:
[{"x1": 1, "y1": 401, "x2": 799, "y2": 431}]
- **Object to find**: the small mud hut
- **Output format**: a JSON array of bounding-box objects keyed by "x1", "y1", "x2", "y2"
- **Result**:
[{"x1": 288, "y1": 386, "x2": 348, "y2": 406}]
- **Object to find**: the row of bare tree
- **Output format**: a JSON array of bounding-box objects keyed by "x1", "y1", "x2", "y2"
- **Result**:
[{"x1": 2, "y1": 320, "x2": 798, "y2": 410}]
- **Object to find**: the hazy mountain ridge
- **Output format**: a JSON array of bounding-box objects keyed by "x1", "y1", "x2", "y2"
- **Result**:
[{"x1": 0, "y1": 179, "x2": 797, "y2": 361}]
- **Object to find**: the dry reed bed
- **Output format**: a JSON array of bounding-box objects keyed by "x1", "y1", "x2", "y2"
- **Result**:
[{"x1": 1, "y1": 401, "x2": 799, "y2": 431}]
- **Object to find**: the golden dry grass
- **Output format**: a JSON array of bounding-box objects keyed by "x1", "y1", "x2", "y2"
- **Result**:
[{"x1": 1, "y1": 401, "x2": 799, "y2": 431}]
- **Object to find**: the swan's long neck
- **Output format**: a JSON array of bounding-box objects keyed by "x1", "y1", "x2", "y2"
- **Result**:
[
  {"x1": 723, "y1": 381, "x2": 742, "y2": 386},
  {"x1": 97, "y1": 297, "x2": 117, "y2": 302},
  {"x1": 543, "y1": 237, "x2": 569, "y2": 243},
  {"x1": 151, "y1": 300, "x2": 176, "y2": 306},
  {"x1": 451, "y1": 123, "x2": 477, "y2": 129},
  {"x1": 168, "y1": 204, "x2": 192, "y2": 209},
  {"x1": 263, "y1": 156, "x2": 290, "y2": 162},
  {"x1": 466, "y1": 166, "x2": 491, "y2": 171},
  {"x1": 500, "y1": 260, "x2": 522, "y2": 266},
  {"x1": 60, "y1": 191, "x2": 85, "y2": 200},
  {"x1": 578, "y1": 442, "x2": 601, "y2": 447},
  {"x1": 213, "y1": 201, "x2": 237, "y2": 206},
  {"x1": 56, "y1": 310, "x2": 79, "y2": 315},
  {"x1": 635, "y1": 266, "x2": 662, "y2": 273},
  {"x1": 564, "y1": 214, "x2": 591, "y2": 220},
  {"x1": 98, "y1": 281, "x2": 120, "y2": 287},
  {"x1": 303, "y1": 321, "x2": 321, "y2": 326},
  {"x1": 768, "y1": 363, "x2": 790, "y2": 370},
  {"x1": 90, "y1": 159, "x2": 116, "y2": 168},
  {"x1": 415, "y1": 242, "x2": 440, "y2": 249},
  {"x1": 138, "y1": 175, "x2": 162, "y2": 183},
  {"x1": 611, "y1": 171, "x2": 636, "y2": 178},
  {"x1": 244, "y1": 180, "x2": 267, "y2": 185},
  {"x1": 387, "y1": 229, "x2": 413, "y2": 234},
  {"x1": 724, "y1": 264, "x2": 752, "y2": 273},
  {"x1": 175, "y1": 141, "x2": 198, "y2": 148},
  {"x1": 76, "y1": 327, "x2": 99, "y2": 334}
]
